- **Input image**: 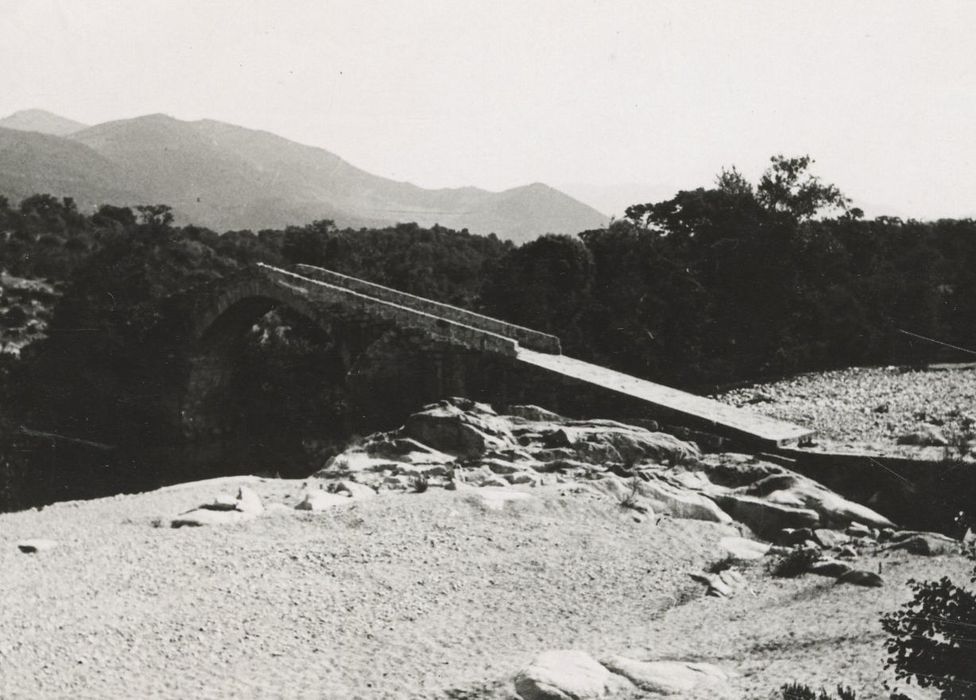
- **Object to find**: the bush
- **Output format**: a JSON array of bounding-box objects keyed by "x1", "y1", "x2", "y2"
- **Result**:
[
  {"x1": 881, "y1": 513, "x2": 976, "y2": 699},
  {"x1": 771, "y1": 547, "x2": 821, "y2": 578},
  {"x1": 780, "y1": 683, "x2": 857, "y2": 700}
]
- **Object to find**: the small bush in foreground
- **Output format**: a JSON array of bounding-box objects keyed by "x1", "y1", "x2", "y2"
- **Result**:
[
  {"x1": 771, "y1": 548, "x2": 821, "y2": 578},
  {"x1": 881, "y1": 512, "x2": 976, "y2": 699},
  {"x1": 780, "y1": 682, "x2": 857, "y2": 700}
]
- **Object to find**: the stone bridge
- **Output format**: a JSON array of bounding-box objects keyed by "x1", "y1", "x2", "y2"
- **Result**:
[{"x1": 178, "y1": 263, "x2": 813, "y2": 447}]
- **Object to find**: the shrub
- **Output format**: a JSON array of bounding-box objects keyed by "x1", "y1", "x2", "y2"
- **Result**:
[
  {"x1": 771, "y1": 547, "x2": 821, "y2": 578},
  {"x1": 780, "y1": 683, "x2": 857, "y2": 700},
  {"x1": 882, "y1": 512, "x2": 976, "y2": 699}
]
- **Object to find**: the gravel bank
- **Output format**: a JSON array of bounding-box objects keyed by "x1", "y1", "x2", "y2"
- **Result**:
[{"x1": 713, "y1": 365, "x2": 976, "y2": 449}]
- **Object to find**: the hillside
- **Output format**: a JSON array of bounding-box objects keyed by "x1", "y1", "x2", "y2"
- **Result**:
[
  {"x1": 0, "y1": 111, "x2": 608, "y2": 242},
  {"x1": 0, "y1": 109, "x2": 88, "y2": 136},
  {"x1": 0, "y1": 127, "x2": 141, "y2": 210}
]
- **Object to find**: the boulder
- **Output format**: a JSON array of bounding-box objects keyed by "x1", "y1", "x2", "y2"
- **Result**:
[
  {"x1": 17, "y1": 539, "x2": 58, "y2": 554},
  {"x1": 601, "y1": 656, "x2": 732, "y2": 697},
  {"x1": 846, "y1": 523, "x2": 874, "y2": 538},
  {"x1": 506, "y1": 405, "x2": 564, "y2": 422},
  {"x1": 507, "y1": 471, "x2": 542, "y2": 487},
  {"x1": 713, "y1": 493, "x2": 819, "y2": 538},
  {"x1": 514, "y1": 650, "x2": 627, "y2": 700},
  {"x1": 699, "y1": 453, "x2": 785, "y2": 488},
  {"x1": 774, "y1": 528, "x2": 815, "y2": 547},
  {"x1": 402, "y1": 400, "x2": 515, "y2": 458},
  {"x1": 236, "y1": 486, "x2": 263, "y2": 516},
  {"x1": 690, "y1": 569, "x2": 748, "y2": 598},
  {"x1": 171, "y1": 486, "x2": 264, "y2": 527},
  {"x1": 171, "y1": 508, "x2": 253, "y2": 528},
  {"x1": 884, "y1": 532, "x2": 958, "y2": 556},
  {"x1": 719, "y1": 536, "x2": 770, "y2": 560},
  {"x1": 741, "y1": 474, "x2": 894, "y2": 530},
  {"x1": 637, "y1": 480, "x2": 731, "y2": 523},
  {"x1": 836, "y1": 570, "x2": 884, "y2": 587},
  {"x1": 807, "y1": 559, "x2": 854, "y2": 578},
  {"x1": 294, "y1": 491, "x2": 351, "y2": 511},
  {"x1": 813, "y1": 529, "x2": 850, "y2": 549},
  {"x1": 326, "y1": 480, "x2": 376, "y2": 500},
  {"x1": 464, "y1": 486, "x2": 534, "y2": 511}
]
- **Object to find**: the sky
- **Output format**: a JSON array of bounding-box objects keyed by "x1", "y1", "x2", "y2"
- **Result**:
[{"x1": 2, "y1": 0, "x2": 975, "y2": 219}]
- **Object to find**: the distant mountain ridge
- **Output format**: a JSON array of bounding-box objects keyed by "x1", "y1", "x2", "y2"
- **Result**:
[
  {"x1": 0, "y1": 110, "x2": 608, "y2": 242},
  {"x1": 0, "y1": 109, "x2": 89, "y2": 136}
]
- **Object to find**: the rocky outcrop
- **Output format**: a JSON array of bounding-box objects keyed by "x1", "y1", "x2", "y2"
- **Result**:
[{"x1": 311, "y1": 398, "x2": 899, "y2": 544}]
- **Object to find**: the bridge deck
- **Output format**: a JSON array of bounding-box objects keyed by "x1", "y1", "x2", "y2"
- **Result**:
[{"x1": 516, "y1": 348, "x2": 814, "y2": 446}]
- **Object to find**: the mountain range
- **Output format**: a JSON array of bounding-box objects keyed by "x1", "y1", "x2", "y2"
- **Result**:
[{"x1": 0, "y1": 109, "x2": 608, "y2": 242}]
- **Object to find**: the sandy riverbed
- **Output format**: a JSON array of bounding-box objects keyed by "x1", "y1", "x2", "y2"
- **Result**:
[{"x1": 1, "y1": 476, "x2": 967, "y2": 699}]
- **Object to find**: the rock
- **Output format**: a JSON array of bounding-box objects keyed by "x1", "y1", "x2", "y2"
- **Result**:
[
  {"x1": 464, "y1": 486, "x2": 534, "y2": 511},
  {"x1": 17, "y1": 539, "x2": 57, "y2": 553},
  {"x1": 699, "y1": 453, "x2": 784, "y2": 488},
  {"x1": 206, "y1": 493, "x2": 240, "y2": 511},
  {"x1": 807, "y1": 558, "x2": 854, "y2": 578},
  {"x1": 532, "y1": 448, "x2": 580, "y2": 465},
  {"x1": 838, "y1": 545, "x2": 858, "y2": 559},
  {"x1": 774, "y1": 528, "x2": 815, "y2": 547},
  {"x1": 813, "y1": 528, "x2": 850, "y2": 549},
  {"x1": 884, "y1": 532, "x2": 957, "y2": 556},
  {"x1": 294, "y1": 491, "x2": 351, "y2": 511},
  {"x1": 690, "y1": 569, "x2": 748, "y2": 598},
  {"x1": 402, "y1": 399, "x2": 515, "y2": 458},
  {"x1": 743, "y1": 474, "x2": 894, "y2": 530},
  {"x1": 835, "y1": 570, "x2": 884, "y2": 587},
  {"x1": 719, "y1": 536, "x2": 770, "y2": 560},
  {"x1": 846, "y1": 523, "x2": 874, "y2": 538},
  {"x1": 713, "y1": 493, "x2": 819, "y2": 539},
  {"x1": 514, "y1": 649, "x2": 626, "y2": 700},
  {"x1": 896, "y1": 425, "x2": 948, "y2": 447},
  {"x1": 171, "y1": 485, "x2": 264, "y2": 527},
  {"x1": 481, "y1": 458, "x2": 522, "y2": 475},
  {"x1": 236, "y1": 486, "x2": 263, "y2": 515},
  {"x1": 506, "y1": 405, "x2": 563, "y2": 422},
  {"x1": 171, "y1": 508, "x2": 253, "y2": 528},
  {"x1": 326, "y1": 480, "x2": 376, "y2": 500},
  {"x1": 507, "y1": 471, "x2": 542, "y2": 486},
  {"x1": 601, "y1": 656, "x2": 732, "y2": 696},
  {"x1": 637, "y1": 480, "x2": 732, "y2": 523}
]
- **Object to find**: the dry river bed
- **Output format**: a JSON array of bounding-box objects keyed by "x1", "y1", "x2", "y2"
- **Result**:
[
  {"x1": 1, "y1": 477, "x2": 968, "y2": 699},
  {"x1": 713, "y1": 364, "x2": 976, "y2": 449}
]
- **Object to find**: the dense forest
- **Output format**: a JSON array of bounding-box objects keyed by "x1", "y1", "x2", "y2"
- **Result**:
[{"x1": 2, "y1": 155, "x2": 976, "y2": 508}]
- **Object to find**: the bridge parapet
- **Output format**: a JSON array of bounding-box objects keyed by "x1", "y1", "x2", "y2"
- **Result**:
[
  {"x1": 290, "y1": 263, "x2": 562, "y2": 354},
  {"x1": 258, "y1": 265, "x2": 520, "y2": 357}
]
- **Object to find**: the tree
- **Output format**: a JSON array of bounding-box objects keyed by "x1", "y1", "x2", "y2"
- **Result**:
[
  {"x1": 94, "y1": 204, "x2": 137, "y2": 228},
  {"x1": 756, "y1": 155, "x2": 852, "y2": 221},
  {"x1": 481, "y1": 234, "x2": 594, "y2": 347},
  {"x1": 135, "y1": 204, "x2": 174, "y2": 228}
]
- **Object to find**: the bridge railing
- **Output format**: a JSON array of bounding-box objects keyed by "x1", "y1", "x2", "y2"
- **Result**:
[
  {"x1": 291, "y1": 263, "x2": 562, "y2": 354},
  {"x1": 258, "y1": 264, "x2": 522, "y2": 357}
]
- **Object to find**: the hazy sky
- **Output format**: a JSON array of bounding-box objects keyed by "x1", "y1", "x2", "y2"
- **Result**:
[{"x1": 2, "y1": 0, "x2": 975, "y2": 218}]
